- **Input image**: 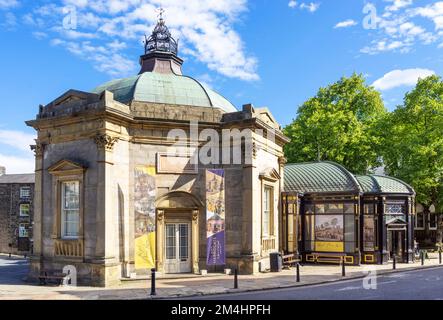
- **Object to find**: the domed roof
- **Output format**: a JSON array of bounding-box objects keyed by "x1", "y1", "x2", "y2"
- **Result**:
[
  {"x1": 356, "y1": 175, "x2": 415, "y2": 195},
  {"x1": 92, "y1": 72, "x2": 237, "y2": 113},
  {"x1": 284, "y1": 161, "x2": 362, "y2": 193}
]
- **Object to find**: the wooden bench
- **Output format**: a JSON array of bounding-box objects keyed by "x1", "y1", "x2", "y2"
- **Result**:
[
  {"x1": 39, "y1": 271, "x2": 68, "y2": 286},
  {"x1": 282, "y1": 253, "x2": 300, "y2": 269}
]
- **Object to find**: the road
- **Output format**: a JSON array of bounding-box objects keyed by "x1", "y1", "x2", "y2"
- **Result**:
[
  {"x1": 188, "y1": 267, "x2": 443, "y2": 300},
  {"x1": 0, "y1": 255, "x2": 29, "y2": 285}
]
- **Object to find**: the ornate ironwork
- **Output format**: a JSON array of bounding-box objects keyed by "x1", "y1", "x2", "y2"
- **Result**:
[{"x1": 144, "y1": 10, "x2": 178, "y2": 55}]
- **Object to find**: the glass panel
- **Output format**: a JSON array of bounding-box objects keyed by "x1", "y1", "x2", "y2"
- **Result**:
[
  {"x1": 315, "y1": 204, "x2": 325, "y2": 214},
  {"x1": 20, "y1": 204, "x2": 30, "y2": 216},
  {"x1": 179, "y1": 224, "x2": 189, "y2": 260},
  {"x1": 344, "y1": 203, "x2": 355, "y2": 214},
  {"x1": 166, "y1": 224, "x2": 176, "y2": 260},
  {"x1": 62, "y1": 181, "x2": 80, "y2": 238},
  {"x1": 304, "y1": 215, "x2": 314, "y2": 241},
  {"x1": 364, "y1": 204, "x2": 374, "y2": 214},
  {"x1": 386, "y1": 204, "x2": 405, "y2": 215},
  {"x1": 263, "y1": 187, "x2": 272, "y2": 236},
  {"x1": 305, "y1": 204, "x2": 314, "y2": 215},
  {"x1": 19, "y1": 224, "x2": 29, "y2": 238},
  {"x1": 364, "y1": 215, "x2": 375, "y2": 251},
  {"x1": 325, "y1": 203, "x2": 343, "y2": 214},
  {"x1": 345, "y1": 242, "x2": 355, "y2": 252},
  {"x1": 344, "y1": 215, "x2": 355, "y2": 242},
  {"x1": 430, "y1": 213, "x2": 437, "y2": 229},
  {"x1": 416, "y1": 212, "x2": 424, "y2": 228}
]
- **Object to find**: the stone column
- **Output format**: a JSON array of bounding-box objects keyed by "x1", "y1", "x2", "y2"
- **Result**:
[
  {"x1": 192, "y1": 209, "x2": 200, "y2": 274},
  {"x1": 156, "y1": 210, "x2": 165, "y2": 273},
  {"x1": 93, "y1": 133, "x2": 120, "y2": 286},
  {"x1": 29, "y1": 142, "x2": 44, "y2": 279}
]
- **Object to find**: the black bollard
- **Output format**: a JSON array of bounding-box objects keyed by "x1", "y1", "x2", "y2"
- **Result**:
[
  {"x1": 234, "y1": 268, "x2": 238, "y2": 289},
  {"x1": 393, "y1": 253, "x2": 396, "y2": 270},
  {"x1": 296, "y1": 263, "x2": 300, "y2": 283},
  {"x1": 341, "y1": 258, "x2": 346, "y2": 277},
  {"x1": 150, "y1": 268, "x2": 156, "y2": 296},
  {"x1": 439, "y1": 248, "x2": 442, "y2": 265},
  {"x1": 421, "y1": 251, "x2": 425, "y2": 266}
]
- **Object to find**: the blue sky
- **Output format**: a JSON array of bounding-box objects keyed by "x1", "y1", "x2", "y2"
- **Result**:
[{"x1": 0, "y1": 0, "x2": 442, "y2": 173}]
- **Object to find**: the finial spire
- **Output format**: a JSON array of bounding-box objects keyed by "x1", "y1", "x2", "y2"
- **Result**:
[
  {"x1": 157, "y1": 7, "x2": 165, "y2": 21},
  {"x1": 143, "y1": 8, "x2": 178, "y2": 55}
]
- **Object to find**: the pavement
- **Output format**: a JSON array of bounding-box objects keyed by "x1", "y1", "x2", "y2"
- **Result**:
[
  {"x1": 191, "y1": 267, "x2": 443, "y2": 300},
  {"x1": 0, "y1": 253, "x2": 442, "y2": 300}
]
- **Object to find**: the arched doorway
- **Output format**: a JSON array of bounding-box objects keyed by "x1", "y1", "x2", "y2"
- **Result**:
[{"x1": 155, "y1": 191, "x2": 204, "y2": 274}]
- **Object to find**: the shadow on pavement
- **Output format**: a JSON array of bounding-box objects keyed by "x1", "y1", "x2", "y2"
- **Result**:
[{"x1": 0, "y1": 256, "x2": 30, "y2": 285}]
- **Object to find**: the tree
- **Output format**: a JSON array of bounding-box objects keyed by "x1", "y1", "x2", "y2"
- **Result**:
[
  {"x1": 283, "y1": 74, "x2": 386, "y2": 174},
  {"x1": 380, "y1": 75, "x2": 443, "y2": 245}
]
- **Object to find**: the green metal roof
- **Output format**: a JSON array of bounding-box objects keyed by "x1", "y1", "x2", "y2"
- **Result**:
[
  {"x1": 284, "y1": 162, "x2": 362, "y2": 193},
  {"x1": 92, "y1": 72, "x2": 237, "y2": 113},
  {"x1": 356, "y1": 175, "x2": 414, "y2": 194}
]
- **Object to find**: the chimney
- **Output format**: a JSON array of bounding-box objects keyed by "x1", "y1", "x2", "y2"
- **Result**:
[{"x1": 0, "y1": 166, "x2": 5, "y2": 176}]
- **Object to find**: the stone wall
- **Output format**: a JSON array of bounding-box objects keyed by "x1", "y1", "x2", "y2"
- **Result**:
[{"x1": 0, "y1": 183, "x2": 34, "y2": 254}]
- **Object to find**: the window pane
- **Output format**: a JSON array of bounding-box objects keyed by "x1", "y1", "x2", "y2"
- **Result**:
[
  {"x1": 364, "y1": 215, "x2": 375, "y2": 251},
  {"x1": 325, "y1": 203, "x2": 343, "y2": 214},
  {"x1": 62, "y1": 181, "x2": 80, "y2": 237},
  {"x1": 315, "y1": 204, "x2": 325, "y2": 214},
  {"x1": 430, "y1": 213, "x2": 437, "y2": 229},
  {"x1": 305, "y1": 204, "x2": 314, "y2": 214},
  {"x1": 344, "y1": 203, "x2": 354, "y2": 214},
  {"x1": 364, "y1": 204, "x2": 374, "y2": 214},
  {"x1": 20, "y1": 204, "x2": 30, "y2": 216},
  {"x1": 386, "y1": 204, "x2": 404, "y2": 214},
  {"x1": 179, "y1": 224, "x2": 188, "y2": 260},
  {"x1": 344, "y1": 215, "x2": 355, "y2": 242},
  {"x1": 416, "y1": 212, "x2": 424, "y2": 228}
]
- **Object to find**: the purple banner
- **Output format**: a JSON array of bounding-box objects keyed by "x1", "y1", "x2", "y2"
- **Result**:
[{"x1": 206, "y1": 169, "x2": 225, "y2": 266}]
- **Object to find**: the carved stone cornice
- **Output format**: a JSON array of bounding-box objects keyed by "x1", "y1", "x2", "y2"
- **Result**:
[
  {"x1": 94, "y1": 134, "x2": 118, "y2": 151},
  {"x1": 30, "y1": 142, "x2": 44, "y2": 157},
  {"x1": 278, "y1": 156, "x2": 287, "y2": 166}
]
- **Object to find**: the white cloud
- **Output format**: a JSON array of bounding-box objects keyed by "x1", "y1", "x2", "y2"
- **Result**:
[
  {"x1": 414, "y1": 2, "x2": 443, "y2": 30},
  {"x1": 0, "y1": 0, "x2": 19, "y2": 9},
  {"x1": 0, "y1": 154, "x2": 34, "y2": 174},
  {"x1": 358, "y1": 2, "x2": 443, "y2": 55},
  {"x1": 24, "y1": 0, "x2": 259, "y2": 81},
  {"x1": 385, "y1": 0, "x2": 413, "y2": 12},
  {"x1": 0, "y1": 130, "x2": 36, "y2": 152},
  {"x1": 334, "y1": 19, "x2": 357, "y2": 29},
  {"x1": 0, "y1": 129, "x2": 35, "y2": 174},
  {"x1": 288, "y1": 1, "x2": 297, "y2": 8},
  {"x1": 372, "y1": 68, "x2": 436, "y2": 91},
  {"x1": 300, "y1": 2, "x2": 320, "y2": 13}
]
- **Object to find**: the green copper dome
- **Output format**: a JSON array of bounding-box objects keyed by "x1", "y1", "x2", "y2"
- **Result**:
[
  {"x1": 356, "y1": 175, "x2": 415, "y2": 195},
  {"x1": 284, "y1": 162, "x2": 362, "y2": 193},
  {"x1": 92, "y1": 72, "x2": 237, "y2": 113}
]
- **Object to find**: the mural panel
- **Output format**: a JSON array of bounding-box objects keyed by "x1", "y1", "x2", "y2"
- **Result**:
[
  {"x1": 134, "y1": 166, "x2": 156, "y2": 270},
  {"x1": 206, "y1": 169, "x2": 225, "y2": 266}
]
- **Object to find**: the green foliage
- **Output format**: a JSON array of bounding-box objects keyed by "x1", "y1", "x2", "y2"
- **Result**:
[
  {"x1": 283, "y1": 73, "x2": 386, "y2": 174},
  {"x1": 380, "y1": 75, "x2": 443, "y2": 211}
]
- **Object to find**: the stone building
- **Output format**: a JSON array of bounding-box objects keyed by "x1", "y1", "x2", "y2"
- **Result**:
[
  {"x1": 0, "y1": 167, "x2": 35, "y2": 255},
  {"x1": 26, "y1": 17, "x2": 288, "y2": 286}
]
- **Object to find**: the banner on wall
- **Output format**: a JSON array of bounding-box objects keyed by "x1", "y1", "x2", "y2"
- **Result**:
[
  {"x1": 206, "y1": 169, "x2": 226, "y2": 266},
  {"x1": 134, "y1": 166, "x2": 156, "y2": 270}
]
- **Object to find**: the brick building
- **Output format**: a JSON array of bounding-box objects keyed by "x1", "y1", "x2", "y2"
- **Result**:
[{"x1": 0, "y1": 167, "x2": 35, "y2": 255}]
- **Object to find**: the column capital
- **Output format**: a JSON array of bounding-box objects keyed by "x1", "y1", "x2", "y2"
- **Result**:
[{"x1": 94, "y1": 134, "x2": 118, "y2": 151}]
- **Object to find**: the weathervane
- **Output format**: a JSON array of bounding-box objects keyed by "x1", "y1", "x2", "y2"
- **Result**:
[{"x1": 157, "y1": 7, "x2": 165, "y2": 20}]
